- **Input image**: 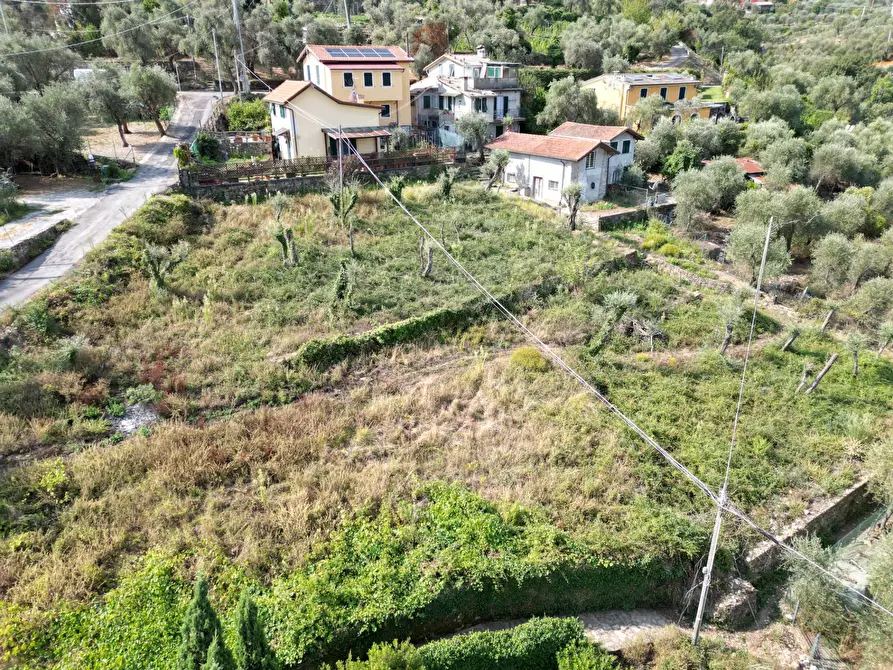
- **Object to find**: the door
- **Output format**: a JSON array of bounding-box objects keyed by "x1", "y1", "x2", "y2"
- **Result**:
[{"x1": 533, "y1": 177, "x2": 543, "y2": 199}]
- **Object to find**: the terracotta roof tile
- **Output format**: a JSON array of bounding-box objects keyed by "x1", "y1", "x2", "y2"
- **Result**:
[
  {"x1": 262, "y1": 80, "x2": 311, "y2": 104},
  {"x1": 549, "y1": 122, "x2": 644, "y2": 141},
  {"x1": 486, "y1": 132, "x2": 616, "y2": 161}
]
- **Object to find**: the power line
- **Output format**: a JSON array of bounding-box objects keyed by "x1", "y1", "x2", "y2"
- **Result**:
[
  {"x1": 6, "y1": 0, "x2": 143, "y2": 5},
  {"x1": 238, "y1": 57, "x2": 893, "y2": 626},
  {"x1": 0, "y1": 0, "x2": 196, "y2": 55}
]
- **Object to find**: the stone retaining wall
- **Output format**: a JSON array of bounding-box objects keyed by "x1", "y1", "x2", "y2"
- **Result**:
[
  {"x1": 646, "y1": 255, "x2": 732, "y2": 293},
  {"x1": 0, "y1": 219, "x2": 74, "y2": 277},
  {"x1": 588, "y1": 202, "x2": 676, "y2": 231},
  {"x1": 746, "y1": 478, "x2": 874, "y2": 574},
  {"x1": 187, "y1": 164, "x2": 462, "y2": 202}
]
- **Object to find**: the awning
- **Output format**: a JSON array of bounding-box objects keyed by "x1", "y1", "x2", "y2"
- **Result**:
[
  {"x1": 274, "y1": 127, "x2": 290, "y2": 137},
  {"x1": 324, "y1": 127, "x2": 392, "y2": 139}
]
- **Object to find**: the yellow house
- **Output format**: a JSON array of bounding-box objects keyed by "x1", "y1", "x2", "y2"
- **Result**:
[
  {"x1": 583, "y1": 72, "x2": 711, "y2": 125},
  {"x1": 262, "y1": 80, "x2": 389, "y2": 159},
  {"x1": 296, "y1": 45, "x2": 414, "y2": 127}
]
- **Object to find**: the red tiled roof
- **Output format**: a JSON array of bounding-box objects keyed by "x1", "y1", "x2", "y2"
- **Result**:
[
  {"x1": 262, "y1": 80, "x2": 382, "y2": 110},
  {"x1": 486, "y1": 132, "x2": 617, "y2": 161},
  {"x1": 328, "y1": 64, "x2": 405, "y2": 71},
  {"x1": 703, "y1": 156, "x2": 765, "y2": 175},
  {"x1": 299, "y1": 44, "x2": 413, "y2": 64},
  {"x1": 549, "y1": 122, "x2": 644, "y2": 141}
]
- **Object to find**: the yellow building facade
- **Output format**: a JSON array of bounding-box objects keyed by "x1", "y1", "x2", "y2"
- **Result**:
[
  {"x1": 297, "y1": 45, "x2": 414, "y2": 127},
  {"x1": 583, "y1": 73, "x2": 710, "y2": 124}
]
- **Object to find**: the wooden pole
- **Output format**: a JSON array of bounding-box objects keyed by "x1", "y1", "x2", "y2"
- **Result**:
[
  {"x1": 804, "y1": 353, "x2": 839, "y2": 394},
  {"x1": 781, "y1": 330, "x2": 800, "y2": 352},
  {"x1": 821, "y1": 308, "x2": 835, "y2": 333}
]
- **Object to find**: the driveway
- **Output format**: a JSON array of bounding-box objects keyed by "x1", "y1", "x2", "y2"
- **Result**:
[{"x1": 0, "y1": 91, "x2": 219, "y2": 309}]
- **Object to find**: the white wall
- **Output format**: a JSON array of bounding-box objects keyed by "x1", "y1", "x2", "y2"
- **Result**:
[
  {"x1": 574, "y1": 149, "x2": 609, "y2": 201},
  {"x1": 607, "y1": 131, "x2": 636, "y2": 182},
  {"x1": 504, "y1": 153, "x2": 572, "y2": 206}
]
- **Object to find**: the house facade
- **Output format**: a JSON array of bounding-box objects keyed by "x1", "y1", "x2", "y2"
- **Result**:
[
  {"x1": 296, "y1": 45, "x2": 413, "y2": 127},
  {"x1": 262, "y1": 80, "x2": 388, "y2": 159},
  {"x1": 485, "y1": 131, "x2": 618, "y2": 205},
  {"x1": 410, "y1": 46, "x2": 522, "y2": 142},
  {"x1": 548, "y1": 122, "x2": 643, "y2": 183},
  {"x1": 583, "y1": 72, "x2": 715, "y2": 126}
]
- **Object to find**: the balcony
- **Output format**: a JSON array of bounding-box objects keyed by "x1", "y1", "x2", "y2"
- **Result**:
[{"x1": 472, "y1": 76, "x2": 520, "y2": 90}]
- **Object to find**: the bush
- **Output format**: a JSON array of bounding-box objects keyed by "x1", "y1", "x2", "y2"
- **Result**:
[
  {"x1": 556, "y1": 640, "x2": 617, "y2": 670},
  {"x1": 329, "y1": 640, "x2": 424, "y2": 669},
  {"x1": 420, "y1": 618, "x2": 586, "y2": 670},
  {"x1": 225, "y1": 99, "x2": 271, "y2": 132},
  {"x1": 510, "y1": 346, "x2": 550, "y2": 372},
  {"x1": 195, "y1": 132, "x2": 221, "y2": 162},
  {"x1": 657, "y1": 243, "x2": 682, "y2": 257}
]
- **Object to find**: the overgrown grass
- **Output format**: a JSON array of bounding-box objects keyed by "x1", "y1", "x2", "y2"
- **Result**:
[{"x1": 1, "y1": 185, "x2": 891, "y2": 668}]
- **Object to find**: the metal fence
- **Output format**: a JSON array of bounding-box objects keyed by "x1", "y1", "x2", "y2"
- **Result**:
[{"x1": 178, "y1": 147, "x2": 457, "y2": 190}]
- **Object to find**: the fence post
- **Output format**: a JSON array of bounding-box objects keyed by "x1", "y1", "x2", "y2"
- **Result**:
[{"x1": 808, "y1": 633, "x2": 821, "y2": 664}]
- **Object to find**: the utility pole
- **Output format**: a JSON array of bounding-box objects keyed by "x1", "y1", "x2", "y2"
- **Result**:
[
  {"x1": 338, "y1": 124, "x2": 343, "y2": 193},
  {"x1": 212, "y1": 28, "x2": 224, "y2": 99},
  {"x1": 0, "y1": 0, "x2": 9, "y2": 35},
  {"x1": 233, "y1": 53, "x2": 242, "y2": 98},
  {"x1": 343, "y1": 0, "x2": 351, "y2": 27},
  {"x1": 692, "y1": 220, "x2": 774, "y2": 647},
  {"x1": 174, "y1": 61, "x2": 182, "y2": 92},
  {"x1": 231, "y1": 0, "x2": 250, "y2": 94}
]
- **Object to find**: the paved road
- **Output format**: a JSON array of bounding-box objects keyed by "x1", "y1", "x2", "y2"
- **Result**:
[{"x1": 0, "y1": 92, "x2": 218, "y2": 309}]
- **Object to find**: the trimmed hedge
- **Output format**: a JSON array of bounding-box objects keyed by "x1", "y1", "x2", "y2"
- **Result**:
[
  {"x1": 419, "y1": 618, "x2": 587, "y2": 670},
  {"x1": 289, "y1": 279, "x2": 560, "y2": 370}
]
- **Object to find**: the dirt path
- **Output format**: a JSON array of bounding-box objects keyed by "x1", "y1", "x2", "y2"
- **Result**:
[{"x1": 0, "y1": 92, "x2": 219, "y2": 309}]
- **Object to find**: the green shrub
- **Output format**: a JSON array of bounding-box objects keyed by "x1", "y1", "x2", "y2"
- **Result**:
[
  {"x1": 125, "y1": 384, "x2": 162, "y2": 405},
  {"x1": 510, "y1": 346, "x2": 550, "y2": 373},
  {"x1": 556, "y1": 640, "x2": 617, "y2": 670},
  {"x1": 195, "y1": 133, "x2": 221, "y2": 162},
  {"x1": 0, "y1": 249, "x2": 16, "y2": 274},
  {"x1": 420, "y1": 618, "x2": 586, "y2": 670},
  {"x1": 657, "y1": 243, "x2": 682, "y2": 258},
  {"x1": 329, "y1": 640, "x2": 425, "y2": 669},
  {"x1": 225, "y1": 99, "x2": 271, "y2": 132}
]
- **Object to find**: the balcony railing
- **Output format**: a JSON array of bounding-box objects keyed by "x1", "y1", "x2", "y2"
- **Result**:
[{"x1": 472, "y1": 76, "x2": 520, "y2": 90}]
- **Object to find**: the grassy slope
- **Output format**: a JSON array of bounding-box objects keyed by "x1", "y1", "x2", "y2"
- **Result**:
[{"x1": 1, "y1": 184, "x2": 891, "y2": 667}]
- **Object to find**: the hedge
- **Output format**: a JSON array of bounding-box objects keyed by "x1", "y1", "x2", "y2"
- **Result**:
[
  {"x1": 419, "y1": 618, "x2": 587, "y2": 670},
  {"x1": 288, "y1": 279, "x2": 560, "y2": 370}
]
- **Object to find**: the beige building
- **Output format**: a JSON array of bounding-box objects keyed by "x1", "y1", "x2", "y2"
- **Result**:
[
  {"x1": 296, "y1": 45, "x2": 414, "y2": 127},
  {"x1": 263, "y1": 80, "x2": 388, "y2": 159},
  {"x1": 583, "y1": 72, "x2": 711, "y2": 125}
]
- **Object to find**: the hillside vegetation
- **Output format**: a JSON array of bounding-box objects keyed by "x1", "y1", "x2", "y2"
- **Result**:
[{"x1": 1, "y1": 183, "x2": 892, "y2": 667}]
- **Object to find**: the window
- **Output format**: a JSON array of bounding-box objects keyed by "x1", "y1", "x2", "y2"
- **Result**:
[
  {"x1": 639, "y1": 88, "x2": 648, "y2": 98},
  {"x1": 279, "y1": 105, "x2": 286, "y2": 118},
  {"x1": 507, "y1": 172, "x2": 515, "y2": 181},
  {"x1": 382, "y1": 72, "x2": 392, "y2": 87},
  {"x1": 363, "y1": 72, "x2": 373, "y2": 87},
  {"x1": 548, "y1": 180, "x2": 559, "y2": 190},
  {"x1": 473, "y1": 68, "x2": 480, "y2": 78},
  {"x1": 305, "y1": 65, "x2": 311, "y2": 81},
  {"x1": 486, "y1": 65, "x2": 499, "y2": 78},
  {"x1": 610, "y1": 141, "x2": 618, "y2": 151},
  {"x1": 343, "y1": 72, "x2": 354, "y2": 87},
  {"x1": 270, "y1": 104, "x2": 275, "y2": 117},
  {"x1": 678, "y1": 86, "x2": 686, "y2": 101},
  {"x1": 423, "y1": 95, "x2": 431, "y2": 109},
  {"x1": 659, "y1": 87, "x2": 668, "y2": 99},
  {"x1": 622, "y1": 139, "x2": 631, "y2": 154},
  {"x1": 448, "y1": 64, "x2": 455, "y2": 76},
  {"x1": 438, "y1": 95, "x2": 444, "y2": 110},
  {"x1": 447, "y1": 96, "x2": 453, "y2": 111},
  {"x1": 315, "y1": 65, "x2": 320, "y2": 85},
  {"x1": 482, "y1": 98, "x2": 488, "y2": 112},
  {"x1": 503, "y1": 95, "x2": 509, "y2": 116},
  {"x1": 381, "y1": 103, "x2": 391, "y2": 118},
  {"x1": 585, "y1": 152, "x2": 595, "y2": 169}
]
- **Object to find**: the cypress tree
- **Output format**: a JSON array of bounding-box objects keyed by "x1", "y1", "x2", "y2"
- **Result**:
[
  {"x1": 234, "y1": 590, "x2": 277, "y2": 670},
  {"x1": 202, "y1": 632, "x2": 235, "y2": 670},
  {"x1": 177, "y1": 575, "x2": 225, "y2": 670}
]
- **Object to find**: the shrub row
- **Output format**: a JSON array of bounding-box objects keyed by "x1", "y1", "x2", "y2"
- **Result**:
[
  {"x1": 289, "y1": 279, "x2": 561, "y2": 370},
  {"x1": 419, "y1": 618, "x2": 588, "y2": 670}
]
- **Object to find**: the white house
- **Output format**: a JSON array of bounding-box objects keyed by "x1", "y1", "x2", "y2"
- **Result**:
[
  {"x1": 410, "y1": 46, "x2": 522, "y2": 141},
  {"x1": 548, "y1": 122, "x2": 643, "y2": 183},
  {"x1": 485, "y1": 131, "x2": 618, "y2": 205},
  {"x1": 263, "y1": 80, "x2": 389, "y2": 159}
]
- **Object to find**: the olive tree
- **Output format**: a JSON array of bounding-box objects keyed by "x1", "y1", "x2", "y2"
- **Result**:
[
  {"x1": 86, "y1": 68, "x2": 135, "y2": 148},
  {"x1": 122, "y1": 65, "x2": 177, "y2": 136},
  {"x1": 456, "y1": 112, "x2": 489, "y2": 163},
  {"x1": 810, "y1": 233, "x2": 852, "y2": 294},
  {"x1": 559, "y1": 17, "x2": 603, "y2": 72},
  {"x1": 727, "y1": 222, "x2": 791, "y2": 284},
  {"x1": 536, "y1": 76, "x2": 617, "y2": 130}
]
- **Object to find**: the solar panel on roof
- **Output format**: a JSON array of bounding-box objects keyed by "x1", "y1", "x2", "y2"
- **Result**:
[{"x1": 324, "y1": 46, "x2": 396, "y2": 58}]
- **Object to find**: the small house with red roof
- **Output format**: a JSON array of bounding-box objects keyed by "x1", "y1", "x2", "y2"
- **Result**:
[
  {"x1": 703, "y1": 157, "x2": 766, "y2": 185},
  {"x1": 486, "y1": 128, "x2": 620, "y2": 204},
  {"x1": 549, "y1": 122, "x2": 644, "y2": 183}
]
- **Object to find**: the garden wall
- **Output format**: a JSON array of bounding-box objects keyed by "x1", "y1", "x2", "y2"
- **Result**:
[
  {"x1": 186, "y1": 164, "x2": 468, "y2": 202},
  {"x1": 746, "y1": 478, "x2": 874, "y2": 574},
  {"x1": 589, "y1": 202, "x2": 676, "y2": 232}
]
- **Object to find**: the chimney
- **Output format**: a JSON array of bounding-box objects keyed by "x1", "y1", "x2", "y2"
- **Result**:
[{"x1": 476, "y1": 44, "x2": 487, "y2": 59}]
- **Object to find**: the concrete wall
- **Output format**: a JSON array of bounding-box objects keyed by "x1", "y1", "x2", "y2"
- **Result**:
[{"x1": 504, "y1": 153, "x2": 572, "y2": 206}]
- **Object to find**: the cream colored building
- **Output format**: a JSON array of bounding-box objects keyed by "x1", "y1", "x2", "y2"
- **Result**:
[
  {"x1": 263, "y1": 80, "x2": 389, "y2": 159},
  {"x1": 583, "y1": 72, "x2": 712, "y2": 126},
  {"x1": 296, "y1": 45, "x2": 414, "y2": 127}
]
